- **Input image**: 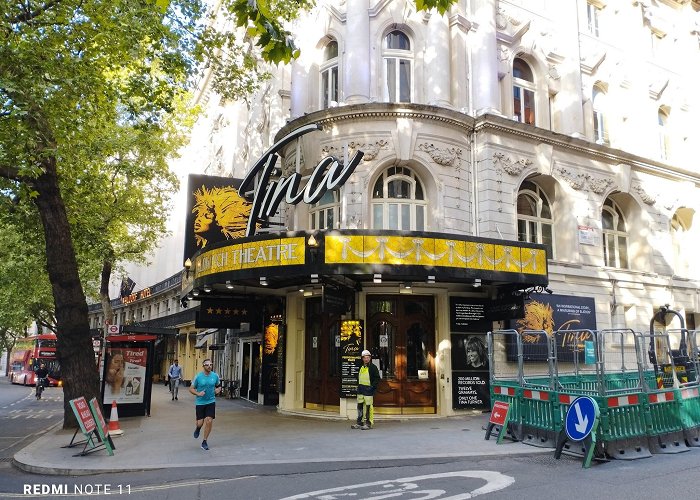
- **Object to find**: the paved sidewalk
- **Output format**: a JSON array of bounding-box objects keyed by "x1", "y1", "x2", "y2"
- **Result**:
[{"x1": 13, "y1": 382, "x2": 547, "y2": 476}]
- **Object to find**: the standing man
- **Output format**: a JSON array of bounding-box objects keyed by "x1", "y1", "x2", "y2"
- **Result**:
[
  {"x1": 189, "y1": 358, "x2": 221, "y2": 450},
  {"x1": 352, "y1": 350, "x2": 380, "y2": 430},
  {"x1": 168, "y1": 359, "x2": 183, "y2": 400}
]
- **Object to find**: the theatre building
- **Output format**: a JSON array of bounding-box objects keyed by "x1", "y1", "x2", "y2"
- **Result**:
[{"x1": 90, "y1": 0, "x2": 700, "y2": 419}]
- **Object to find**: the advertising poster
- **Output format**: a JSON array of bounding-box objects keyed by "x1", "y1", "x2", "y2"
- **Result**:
[
  {"x1": 451, "y1": 333, "x2": 490, "y2": 409},
  {"x1": 103, "y1": 347, "x2": 147, "y2": 404},
  {"x1": 183, "y1": 174, "x2": 252, "y2": 262},
  {"x1": 340, "y1": 320, "x2": 363, "y2": 398},
  {"x1": 507, "y1": 293, "x2": 597, "y2": 362}
]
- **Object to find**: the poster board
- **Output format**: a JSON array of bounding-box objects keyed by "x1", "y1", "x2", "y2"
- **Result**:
[
  {"x1": 66, "y1": 397, "x2": 113, "y2": 456},
  {"x1": 88, "y1": 397, "x2": 114, "y2": 456},
  {"x1": 340, "y1": 320, "x2": 363, "y2": 397},
  {"x1": 451, "y1": 333, "x2": 490, "y2": 410}
]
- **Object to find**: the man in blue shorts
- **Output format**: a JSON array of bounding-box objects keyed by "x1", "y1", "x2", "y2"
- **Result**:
[{"x1": 189, "y1": 358, "x2": 221, "y2": 450}]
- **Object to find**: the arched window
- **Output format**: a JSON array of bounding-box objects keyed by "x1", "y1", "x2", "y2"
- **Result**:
[
  {"x1": 372, "y1": 166, "x2": 426, "y2": 230},
  {"x1": 671, "y1": 210, "x2": 692, "y2": 276},
  {"x1": 592, "y1": 86, "x2": 608, "y2": 145},
  {"x1": 516, "y1": 180, "x2": 554, "y2": 258},
  {"x1": 383, "y1": 30, "x2": 412, "y2": 103},
  {"x1": 309, "y1": 190, "x2": 340, "y2": 230},
  {"x1": 602, "y1": 198, "x2": 628, "y2": 268},
  {"x1": 658, "y1": 107, "x2": 670, "y2": 160},
  {"x1": 513, "y1": 58, "x2": 536, "y2": 125},
  {"x1": 320, "y1": 40, "x2": 339, "y2": 109}
]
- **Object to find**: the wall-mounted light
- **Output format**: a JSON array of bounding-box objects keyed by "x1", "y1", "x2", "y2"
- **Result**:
[
  {"x1": 373, "y1": 273, "x2": 382, "y2": 284},
  {"x1": 260, "y1": 277, "x2": 268, "y2": 286},
  {"x1": 184, "y1": 258, "x2": 192, "y2": 278},
  {"x1": 427, "y1": 275, "x2": 436, "y2": 284},
  {"x1": 473, "y1": 278, "x2": 482, "y2": 288},
  {"x1": 186, "y1": 292, "x2": 194, "y2": 300},
  {"x1": 226, "y1": 280, "x2": 234, "y2": 290},
  {"x1": 403, "y1": 282, "x2": 412, "y2": 289},
  {"x1": 307, "y1": 234, "x2": 319, "y2": 247},
  {"x1": 310, "y1": 273, "x2": 319, "y2": 284},
  {"x1": 202, "y1": 284, "x2": 212, "y2": 293},
  {"x1": 192, "y1": 289, "x2": 200, "y2": 296}
]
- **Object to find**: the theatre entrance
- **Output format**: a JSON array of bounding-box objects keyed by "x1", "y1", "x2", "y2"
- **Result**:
[
  {"x1": 304, "y1": 298, "x2": 341, "y2": 410},
  {"x1": 366, "y1": 295, "x2": 436, "y2": 414}
]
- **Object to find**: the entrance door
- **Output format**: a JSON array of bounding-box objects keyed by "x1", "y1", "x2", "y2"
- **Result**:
[
  {"x1": 366, "y1": 295, "x2": 436, "y2": 413},
  {"x1": 304, "y1": 298, "x2": 341, "y2": 410},
  {"x1": 241, "y1": 341, "x2": 261, "y2": 402}
]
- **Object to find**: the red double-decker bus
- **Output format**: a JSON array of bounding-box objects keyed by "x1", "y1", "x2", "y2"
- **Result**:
[{"x1": 8, "y1": 333, "x2": 62, "y2": 387}]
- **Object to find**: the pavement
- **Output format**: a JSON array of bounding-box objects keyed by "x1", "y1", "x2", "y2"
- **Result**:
[{"x1": 13, "y1": 382, "x2": 548, "y2": 476}]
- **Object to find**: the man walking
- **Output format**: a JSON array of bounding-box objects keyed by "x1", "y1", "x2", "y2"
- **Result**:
[
  {"x1": 189, "y1": 358, "x2": 221, "y2": 450},
  {"x1": 168, "y1": 359, "x2": 183, "y2": 400},
  {"x1": 352, "y1": 350, "x2": 380, "y2": 430}
]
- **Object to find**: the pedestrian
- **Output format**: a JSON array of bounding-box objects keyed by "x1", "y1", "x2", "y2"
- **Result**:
[
  {"x1": 189, "y1": 358, "x2": 221, "y2": 450},
  {"x1": 168, "y1": 359, "x2": 183, "y2": 400},
  {"x1": 352, "y1": 350, "x2": 380, "y2": 430}
]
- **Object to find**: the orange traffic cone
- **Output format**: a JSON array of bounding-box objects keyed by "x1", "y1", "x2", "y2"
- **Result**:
[{"x1": 108, "y1": 400, "x2": 124, "y2": 436}]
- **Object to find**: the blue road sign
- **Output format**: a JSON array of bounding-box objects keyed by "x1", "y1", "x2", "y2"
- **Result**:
[{"x1": 565, "y1": 396, "x2": 599, "y2": 441}]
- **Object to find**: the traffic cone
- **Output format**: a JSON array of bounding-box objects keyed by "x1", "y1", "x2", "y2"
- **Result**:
[{"x1": 108, "y1": 400, "x2": 124, "y2": 436}]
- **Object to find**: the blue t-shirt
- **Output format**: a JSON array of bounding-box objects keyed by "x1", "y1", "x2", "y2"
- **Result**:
[{"x1": 191, "y1": 370, "x2": 220, "y2": 405}]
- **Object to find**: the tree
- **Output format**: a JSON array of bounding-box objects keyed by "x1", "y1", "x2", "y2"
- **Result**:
[{"x1": 0, "y1": 0, "x2": 459, "y2": 428}]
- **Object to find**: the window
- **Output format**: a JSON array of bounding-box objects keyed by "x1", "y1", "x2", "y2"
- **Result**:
[
  {"x1": 372, "y1": 166, "x2": 426, "y2": 231},
  {"x1": 516, "y1": 180, "x2": 554, "y2": 259},
  {"x1": 602, "y1": 198, "x2": 628, "y2": 268},
  {"x1": 587, "y1": 2, "x2": 601, "y2": 37},
  {"x1": 671, "y1": 210, "x2": 691, "y2": 276},
  {"x1": 658, "y1": 107, "x2": 670, "y2": 160},
  {"x1": 309, "y1": 190, "x2": 340, "y2": 230},
  {"x1": 513, "y1": 58, "x2": 536, "y2": 125},
  {"x1": 383, "y1": 30, "x2": 412, "y2": 103},
  {"x1": 592, "y1": 86, "x2": 608, "y2": 145},
  {"x1": 320, "y1": 40, "x2": 339, "y2": 109}
]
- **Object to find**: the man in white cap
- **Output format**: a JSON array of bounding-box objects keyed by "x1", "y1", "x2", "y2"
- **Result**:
[{"x1": 352, "y1": 349, "x2": 380, "y2": 430}]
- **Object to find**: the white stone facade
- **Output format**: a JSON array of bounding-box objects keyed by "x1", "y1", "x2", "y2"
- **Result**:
[{"x1": 97, "y1": 0, "x2": 700, "y2": 415}]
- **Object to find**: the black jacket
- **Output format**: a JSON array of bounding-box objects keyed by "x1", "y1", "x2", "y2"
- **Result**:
[{"x1": 356, "y1": 362, "x2": 380, "y2": 396}]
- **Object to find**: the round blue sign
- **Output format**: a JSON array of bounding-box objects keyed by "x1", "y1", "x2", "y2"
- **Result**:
[{"x1": 564, "y1": 396, "x2": 599, "y2": 441}]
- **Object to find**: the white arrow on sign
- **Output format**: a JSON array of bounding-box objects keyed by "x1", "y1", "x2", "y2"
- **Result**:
[{"x1": 574, "y1": 401, "x2": 589, "y2": 433}]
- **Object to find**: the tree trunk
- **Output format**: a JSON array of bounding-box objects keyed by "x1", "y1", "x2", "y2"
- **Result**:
[{"x1": 32, "y1": 158, "x2": 99, "y2": 429}]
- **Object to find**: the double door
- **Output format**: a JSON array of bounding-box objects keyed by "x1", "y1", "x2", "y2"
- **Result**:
[
  {"x1": 366, "y1": 295, "x2": 436, "y2": 413},
  {"x1": 304, "y1": 298, "x2": 341, "y2": 410}
]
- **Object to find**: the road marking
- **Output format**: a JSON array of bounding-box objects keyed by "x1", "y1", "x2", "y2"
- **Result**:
[{"x1": 281, "y1": 470, "x2": 515, "y2": 499}]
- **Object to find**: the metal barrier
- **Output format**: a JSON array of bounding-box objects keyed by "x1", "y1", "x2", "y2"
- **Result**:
[{"x1": 487, "y1": 327, "x2": 700, "y2": 461}]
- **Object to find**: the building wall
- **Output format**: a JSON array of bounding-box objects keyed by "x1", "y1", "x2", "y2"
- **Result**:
[{"x1": 90, "y1": 0, "x2": 700, "y2": 415}]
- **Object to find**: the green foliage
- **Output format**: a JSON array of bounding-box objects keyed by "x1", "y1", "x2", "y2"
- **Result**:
[{"x1": 415, "y1": 0, "x2": 455, "y2": 15}]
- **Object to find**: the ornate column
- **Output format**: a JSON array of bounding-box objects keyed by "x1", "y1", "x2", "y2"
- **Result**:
[
  {"x1": 471, "y1": 0, "x2": 500, "y2": 115},
  {"x1": 425, "y1": 12, "x2": 451, "y2": 107},
  {"x1": 344, "y1": 0, "x2": 370, "y2": 104}
]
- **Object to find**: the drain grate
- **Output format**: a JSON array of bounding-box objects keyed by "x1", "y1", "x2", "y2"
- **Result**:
[{"x1": 0, "y1": 457, "x2": 13, "y2": 462}]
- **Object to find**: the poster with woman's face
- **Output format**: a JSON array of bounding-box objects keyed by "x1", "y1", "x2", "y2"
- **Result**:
[
  {"x1": 450, "y1": 333, "x2": 490, "y2": 410},
  {"x1": 102, "y1": 348, "x2": 147, "y2": 404}
]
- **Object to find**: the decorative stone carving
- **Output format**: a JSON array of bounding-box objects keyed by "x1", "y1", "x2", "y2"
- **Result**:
[
  {"x1": 496, "y1": 7, "x2": 531, "y2": 45},
  {"x1": 321, "y1": 140, "x2": 388, "y2": 163},
  {"x1": 493, "y1": 152, "x2": 532, "y2": 176},
  {"x1": 555, "y1": 167, "x2": 614, "y2": 194},
  {"x1": 417, "y1": 143, "x2": 463, "y2": 167},
  {"x1": 633, "y1": 184, "x2": 656, "y2": 205}
]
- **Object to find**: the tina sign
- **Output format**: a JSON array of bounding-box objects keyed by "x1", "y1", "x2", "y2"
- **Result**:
[{"x1": 239, "y1": 124, "x2": 364, "y2": 237}]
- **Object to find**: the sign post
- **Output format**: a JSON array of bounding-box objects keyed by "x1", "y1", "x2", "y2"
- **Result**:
[
  {"x1": 484, "y1": 401, "x2": 512, "y2": 443},
  {"x1": 555, "y1": 396, "x2": 600, "y2": 468}
]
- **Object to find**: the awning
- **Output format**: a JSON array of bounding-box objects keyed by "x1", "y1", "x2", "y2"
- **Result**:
[{"x1": 194, "y1": 328, "x2": 218, "y2": 349}]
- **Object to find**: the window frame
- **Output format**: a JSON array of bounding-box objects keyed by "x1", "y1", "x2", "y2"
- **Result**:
[
  {"x1": 602, "y1": 198, "x2": 629, "y2": 269},
  {"x1": 382, "y1": 30, "x2": 413, "y2": 103},
  {"x1": 320, "y1": 40, "x2": 339, "y2": 109},
  {"x1": 516, "y1": 180, "x2": 554, "y2": 259},
  {"x1": 658, "y1": 107, "x2": 670, "y2": 161},
  {"x1": 308, "y1": 189, "x2": 341, "y2": 230},
  {"x1": 513, "y1": 58, "x2": 536, "y2": 125},
  {"x1": 592, "y1": 86, "x2": 609, "y2": 145},
  {"x1": 371, "y1": 167, "x2": 426, "y2": 231},
  {"x1": 587, "y1": 2, "x2": 601, "y2": 37}
]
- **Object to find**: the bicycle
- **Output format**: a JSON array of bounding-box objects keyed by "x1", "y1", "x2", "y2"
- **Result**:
[{"x1": 35, "y1": 378, "x2": 47, "y2": 400}]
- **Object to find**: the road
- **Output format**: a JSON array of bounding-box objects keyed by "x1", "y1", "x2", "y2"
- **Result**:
[
  {"x1": 0, "y1": 378, "x2": 63, "y2": 465},
  {"x1": 2, "y1": 375, "x2": 700, "y2": 499}
]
